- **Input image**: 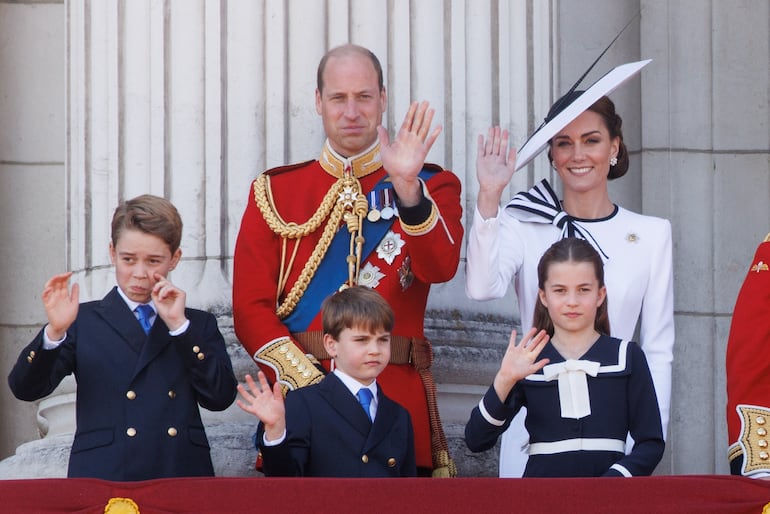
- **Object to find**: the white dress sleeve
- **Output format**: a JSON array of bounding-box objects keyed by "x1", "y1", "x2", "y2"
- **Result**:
[
  {"x1": 465, "y1": 205, "x2": 525, "y2": 301},
  {"x1": 637, "y1": 219, "x2": 675, "y2": 438}
]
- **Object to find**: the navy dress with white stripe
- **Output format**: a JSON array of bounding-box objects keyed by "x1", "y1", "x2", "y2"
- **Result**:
[{"x1": 464, "y1": 335, "x2": 664, "y2": 477}]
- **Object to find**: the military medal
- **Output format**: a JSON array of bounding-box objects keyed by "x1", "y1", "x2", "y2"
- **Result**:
[
  {"x1": 376, "y1": 230, "x2": 405, "y2": 265},
  {"x1": 367, "y1": 191, "x2": 381, "y2": 222},
  {"x1": 398, "y1": 256, "x2": 414, "y2": 291},
  {"x1": 358, "y1": 262, "x2": 385, "y2": 288},
  {"x1": 381, "y1": 188, "x2": 395, "y2": 220}
]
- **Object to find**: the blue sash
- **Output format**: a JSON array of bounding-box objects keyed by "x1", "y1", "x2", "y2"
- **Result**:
[{"x1": 283, "y1": 169, "x2": 436, "y2": 332}]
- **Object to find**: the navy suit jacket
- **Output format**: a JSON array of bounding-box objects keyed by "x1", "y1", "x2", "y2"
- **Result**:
[
  {"x1": 258, "y1": 373, "x2": 416, "y2": 477},
  {"x1": 8, "y1": 287, "x2": 237, "y2": 481}
]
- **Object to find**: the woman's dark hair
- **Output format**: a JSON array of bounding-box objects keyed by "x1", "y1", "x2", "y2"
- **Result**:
[
  {"x1": 546, "y1": 92, "x2": 629, "y2": 179},
  {"x1": 532, "y1": 237, "x2": 610, "y2": 337}
]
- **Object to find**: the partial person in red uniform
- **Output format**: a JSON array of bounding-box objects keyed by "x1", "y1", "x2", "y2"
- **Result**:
[
  {"x1": 232, "y1": 43, "x2": 463, "y2": 476},
  {"x1": 726, "y1": 233, "x2": 770, "y2": 478}
]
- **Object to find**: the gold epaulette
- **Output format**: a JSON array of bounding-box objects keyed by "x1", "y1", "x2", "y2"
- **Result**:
[
  {"x1": 737, "y1": 404, "x2": 770, "y2": 475},
  {"x1": 255, "y1": 337, "x2": 324, "y2": 394}
]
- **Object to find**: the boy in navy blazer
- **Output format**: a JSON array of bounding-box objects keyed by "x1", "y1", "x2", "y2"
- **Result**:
[
  {"x1": 8, "y1": 195, "x2": 237, "y2": 481},
  {"x1": 237, "y1": 286, "x2": 416, "y2": 477}
]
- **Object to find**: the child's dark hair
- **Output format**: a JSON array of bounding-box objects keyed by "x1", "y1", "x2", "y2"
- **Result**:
[
  {"x1": 111, "y1": 195, "x2": 183, "y2": 253},
  {"x1": 532, "y1": 238, "x2": 610, "y2": 337},
  {"x1": 322, "y1": 286, "x2": 394, "y2": 339}
]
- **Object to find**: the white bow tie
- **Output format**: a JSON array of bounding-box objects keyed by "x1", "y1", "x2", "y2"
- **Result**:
[{"x1": 543, "y1": 359, "x2": 601, "y2": 419}]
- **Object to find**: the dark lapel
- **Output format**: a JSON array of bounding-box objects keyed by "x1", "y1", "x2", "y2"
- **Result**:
[
  {"x1": 132, "y1": 312, "x2": 171, "y2": 380},
  {"x1": 363, "y1": 386, "x2": 399, "y2": 453},
  {"x1": 93, "y1": 287, "x2": 172, "y2": 380},
  {"x1": 94, "y1": 287, "x2": 146, "y2": 354},
  {"x1": 319, "y1": 374, "x2": 372, "y2": 438}
]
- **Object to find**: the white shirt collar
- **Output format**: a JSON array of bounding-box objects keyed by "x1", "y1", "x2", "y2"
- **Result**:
[
  {"x1": 116, "y1": 286, "x2": 156, "y2": 314},
  {"x1": 333, "y1": 368, "x2": 378, "y2": 401}
]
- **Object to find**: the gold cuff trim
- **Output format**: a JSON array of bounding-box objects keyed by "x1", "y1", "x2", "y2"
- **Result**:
[
  {"x1": 728, "y1": 442, "x2": 742, "y2": 463},
  {"x1": 738, "y1": 404, "x2": 770, "y2": 475},
  {"x1": 400, "y1": 203, "x2": 438, "y2": 236},
  {"x1": 255, "y1": 337, "x2": 324, "y2": 392}
]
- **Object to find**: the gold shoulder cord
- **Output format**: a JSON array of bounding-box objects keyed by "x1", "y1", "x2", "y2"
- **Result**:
[{"x1": 253, "y1": 172, "x2": 367, "y2": 319}]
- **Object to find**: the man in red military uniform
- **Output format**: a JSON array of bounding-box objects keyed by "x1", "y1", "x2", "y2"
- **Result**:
[
  {"x1": 726, "y1": 234, "x2": 770, "y2": 478},
  {"x1": 233, "y1": 44, "x2": 463, "y2": 476}
]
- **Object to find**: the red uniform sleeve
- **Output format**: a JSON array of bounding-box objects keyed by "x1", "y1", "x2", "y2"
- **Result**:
[
  {"x1": 397, "y1": 169, "x2": 464, "y2": 284},
  {"x1": 726, "y1": 237, "x2": 770, "y2": 476},
  {"x1": 232, "y1": 180, "x2": 292, "y2": 361}
]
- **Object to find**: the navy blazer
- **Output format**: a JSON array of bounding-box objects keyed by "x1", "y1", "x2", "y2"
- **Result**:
[
  {"x1": 465, "y1": 336, "x2": 664, "y2": 477},
  {"x1": 258, "y1": 373, "x2": 416, "y2": 477},
  {"x1": 8, "y1": 287, "x2": 237, "y2": 481}
]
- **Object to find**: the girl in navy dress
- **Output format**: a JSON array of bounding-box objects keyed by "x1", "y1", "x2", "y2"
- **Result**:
[{"x1": 465, "y1": 238, "x2": 664, "y2": 477}]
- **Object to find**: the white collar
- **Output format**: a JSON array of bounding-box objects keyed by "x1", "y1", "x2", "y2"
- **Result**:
[
  {"x1": 333, "y1": 368, "x2": 378, "y2": 400},
  {"x1": 116, "y1": 286, "x2": 156, "y2": 314}
]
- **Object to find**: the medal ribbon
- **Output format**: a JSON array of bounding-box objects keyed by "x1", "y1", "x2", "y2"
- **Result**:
[{"x1": 283, "y1": 169, "x2": 436, "y2": 332}]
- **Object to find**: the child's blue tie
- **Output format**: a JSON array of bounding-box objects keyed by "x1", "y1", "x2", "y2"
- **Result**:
[
  {"x1": 357, "y1": 388, "x2": 373, "y2": 422},
  {"x1": 135, "y1": 304, "x2": 154, "y2": 335}
]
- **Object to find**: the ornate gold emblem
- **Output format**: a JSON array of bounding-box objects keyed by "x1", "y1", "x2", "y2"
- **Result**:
[
  {"x1": 104, "y1": 497, "x2": 140, "y2": 514},
  {"x1": 751, "y1": 260, "x2": 769, "y2": 273}
]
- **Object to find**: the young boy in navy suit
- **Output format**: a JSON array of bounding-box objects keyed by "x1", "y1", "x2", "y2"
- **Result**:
[
  {"x1": 237, "y1": 286, "x2": 416, "y2": 477},
  {"x1": 8, "y1": 194, "x2": 237, "y2": 481}
]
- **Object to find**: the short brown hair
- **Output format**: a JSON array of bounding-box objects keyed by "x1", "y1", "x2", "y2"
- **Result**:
[
  {"x1": 321, "y1": 286, "x2": 394, "y2": 339},
  {"x1": 316, "y1": 44, "x2": 384, "y2": 93},
  {"x1": 111, "y1": 194, "x2": 183, "y2": 253}
]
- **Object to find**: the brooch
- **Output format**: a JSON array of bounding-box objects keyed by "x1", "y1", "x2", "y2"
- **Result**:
[
  {"x1": 376, "y1": 231, "x2": 405, "y2": 265},
  {"x1": 358, "y1": 262, "x2": 386, "y2": 288}
]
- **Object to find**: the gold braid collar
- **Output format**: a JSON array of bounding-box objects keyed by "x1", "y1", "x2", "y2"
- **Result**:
[{"x1": 254, "y1": 142, "x2": 382, "y2": 319}]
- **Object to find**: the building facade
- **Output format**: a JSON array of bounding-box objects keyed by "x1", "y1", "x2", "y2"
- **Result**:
[{"x1": 0, "y1": 0, "x2": 768, "y2": 477}]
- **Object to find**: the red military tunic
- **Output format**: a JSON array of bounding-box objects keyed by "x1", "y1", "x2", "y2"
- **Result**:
[
  {"x1": 726, "y1": 234, "x2": 770, "y2": 477},
  {"x1": 233, "y1": 140, "x2": 463, "y2": 474}
]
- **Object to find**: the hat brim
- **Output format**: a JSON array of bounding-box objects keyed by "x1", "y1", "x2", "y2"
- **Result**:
[{"x1": 514, "y1": 59, "x2": 652, "y2": 172}]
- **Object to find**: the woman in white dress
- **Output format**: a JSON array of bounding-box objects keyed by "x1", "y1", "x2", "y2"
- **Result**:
[{"x1": 466, "y1": 93, "x2": 674, "y2": 477}]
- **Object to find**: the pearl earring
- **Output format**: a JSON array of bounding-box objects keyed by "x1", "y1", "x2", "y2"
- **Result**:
[{"x1": 610, "y1": 156, "x2": 618, "y2": 166}]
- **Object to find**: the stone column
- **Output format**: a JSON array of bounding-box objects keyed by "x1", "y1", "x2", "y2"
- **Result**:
[{"x1": 2, "y1": 0, "x2": 556, "y2": 478}]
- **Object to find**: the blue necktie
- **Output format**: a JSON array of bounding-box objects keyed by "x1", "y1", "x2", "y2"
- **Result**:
[
  {"x1": 135, "y1": 304, "x2": 154, "y2": 335},
  {"x1": 357, "y1": 388, "x2": 373, "y2": 422}
]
